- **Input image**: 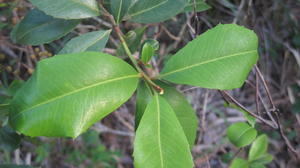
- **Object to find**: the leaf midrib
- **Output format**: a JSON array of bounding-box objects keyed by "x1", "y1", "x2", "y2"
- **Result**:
[
  {"x1": 160, "y1": 50, "x2": 256, "y2": 77},
  {"x1": 155, "y1": 95, "x2": 164, "y2": 168},
  {"x1": 81, "y1": 30, "x2": 111, "y2": 51},
  {"x1": 12, "y1": 74, "x2": 139, "y2": 121},
  {"x1": 117, "y1": 0, "x2": 123, "y2": 22},
  {"x1": 130, "y1": 0, "x2": 168, "y2": 17}
]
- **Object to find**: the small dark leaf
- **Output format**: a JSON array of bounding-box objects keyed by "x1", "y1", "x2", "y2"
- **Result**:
[
  {"x1": 15, "y1": 9, "x2": 80, "y2": 45},
  {"x1": 0, "y1": 126, "x2": 21, "y2": 151}
]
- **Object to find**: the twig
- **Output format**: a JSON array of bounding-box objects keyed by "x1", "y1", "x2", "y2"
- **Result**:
[
  {"x1": 219, "y1": 90, "x2": 277, "y2": 128},
  {"x1": 255, "y1": 65, "x2": 276, "y2": 109},
  {"x1": 274, "y1": 110, "x2": 300, "y2": 159},
  {"x1": 92, "y1": 123, "x2": 134, "y2": 137},
  {"x1": 98, "y1": 4, "x2": 164, "y2": 94}
]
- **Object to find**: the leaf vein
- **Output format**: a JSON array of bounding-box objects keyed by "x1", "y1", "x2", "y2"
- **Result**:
[
  {"x1": 130, "y1": 0, "x2": 168, "y2": 17},
  {"x1": 155, "y1": 95, "x2": 164, "y2": 168},
  {"x1": 12, "y1": 74, "x2": 139, "y2": 121},
  {"x1": 160, "y1": 50, "x2": 257, "y2": 77}
]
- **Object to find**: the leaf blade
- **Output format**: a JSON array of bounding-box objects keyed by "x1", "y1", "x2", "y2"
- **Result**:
[
  {"x1": 158, "y1": 81, "x2": 198, "y2": 148},
  {"x1": 135, "y1": 81, "x2": 198, "y2": 148},
  {"x1": 10, "y1": 52, "x2": 139, "y2": 138},
  {"x1": 128, "y1": 0, "x2": 188, "y2": 23},
  {"x1": 134, "y1": 94, "x2": 194, "y2": 168},
  {"x1": 230, "y1": 158, "x2": 249, "y2": 168},
  {"x1": 227, "y1": 122, "x2": 257, "y2": 147},
  {"x1": 58, "y1": 30, "x2": 111, "y2": 54},
  {"x1": 29, "y1": 0, "x2": 99, "y2": 19},
  {"x1": 110, "y1": 0, "x2": 132, "y2": 23},
  {"x1": 160, "y1": 24, "x2": 259, "y2": 90},
  {"x1": 183, "y1": 0, "x2": 211, "y2": 12},
  {"x1": 249, "y1": 134, "x2": 269, "y2": 161},
  {"x1": 15, "y1": 9, "x2": 79, "y2": 45}
]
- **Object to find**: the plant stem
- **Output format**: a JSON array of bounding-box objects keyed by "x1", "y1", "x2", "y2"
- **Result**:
[
  {"x1": 115, "y1": 26, "x2": 164, "y2": 94},
  {"x1": 98, "y1": 4, "x2": 164, "y2": 94}
]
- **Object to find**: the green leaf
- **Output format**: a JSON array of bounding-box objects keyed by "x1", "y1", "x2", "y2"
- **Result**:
[
  {"x1": 58, "y1": 30, "x2": 111, "y2": 54},
  {"x1": 110, "y1": 0, "x2": 132, "y2": 24},
  {"x1": 134, "y1": 94, "x2": 194, "y2": 168},
  {"x1": 10, "y1": 23, "x2": 20, "y2": 43},
  {"x1": 140, "y1": 39, "x2": 159, "y2": 64},
  {"x1": 250, "y1": 164, "x2": 266, "y2": 168},
  {"x1": 14, "y1": 9, "x2": 80, "y2": 45},
  {"x1": 251, "y1": 153, "x2": 273, "y2": 165},
  {"x1": 135, "y1": 81, "x2": 198, "y2": 148},
  {"x1": 0, "y1": 165, "x2": 35, "y2": 168},
  {"x1": 128, "y1": 0, "x2": 188, "y2": 23},
  {"x1": 160, "y1": 24, "x2": 259, "y2": 90},
  {"x1": 0, "y1": 126, "x2": 21, "y2": 151},
  {"x1": 249, "y1": 134, "x2": 268, "y2": 161},
  {"x1": 158, "y1": 81, "x2": 198, "y2": 148},
  {"x1": 29, "y1": 0, "x2": 99, "y2": 19},
  {"x1": 227, "y1": 122, "x2": 257, "y2": 147},
  {"x1": 9, "y1": 52, "x2": 139, "y2": 138},
  {"x1": 183, "y1": 0, "x2": 211, "y2": 12},
  {"x1": 135, "y1": 80, "x2": 153, "y2": 128},
  {"x1": 7, "y1": 80, "x2": 24, "y2": 97},
  {"x1": 230, "y1": 158, "x2": 249, "y2": 168}
]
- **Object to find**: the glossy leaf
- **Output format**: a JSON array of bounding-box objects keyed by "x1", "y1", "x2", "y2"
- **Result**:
[
  {"x1": 58, "y1": 30, "x2": 111, "y2": 54},
  {"x1": 29, "y1": 0, "x2": 99, "y2": 19},
  {"x1": 135, "y1": 81, "x2": 198, "y2": 148},
  {"x1": 128, "y1": 0, "x2": 188, "y2": 23},
  {"x1": 158, "y1": 81, "x2": 198, "y2": 148},
  {"x1": 183, "y1": 0, "x2": 211, "y2": 12},
  {"x1": 110, "y1": 0, "x2": 132, "y2": 24},
  {"x1": 134, "y1": 94, "x2": 194, "y2": 168},
  {"x1": 227, "y1": 122, "x2": 257, "y2": 147},
  {"x1": 15, "y1": 9, "x2": 79, "y2": 45},
  {"x1": 249, "y1": 134, "x2": 268, "y2": 161},
  {"x1": 9, "y1": 52, "x2": 139, "y2": 138},
  {"x1": 230, "y1": 158, "x2": 249, "y2": 168},
  {"x1": 160, "y1": 24, "x2": 259, "y2": 90},
  {"x1": 135, "y1": 80, "x2": 153, "y2": 128}
]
